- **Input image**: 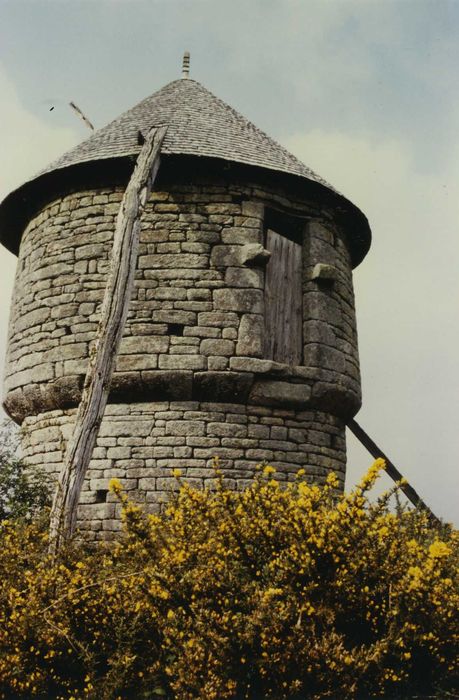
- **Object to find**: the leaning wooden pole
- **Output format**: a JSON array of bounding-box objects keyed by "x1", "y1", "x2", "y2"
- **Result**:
[
  {"x1": 48, "y1": 125, "x2": 168, "y2": 554},
  {"x1": 347, "y1": 418, "x2": 441, "y2": 526}
]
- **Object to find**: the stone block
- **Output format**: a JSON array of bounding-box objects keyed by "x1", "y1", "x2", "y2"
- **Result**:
[
  {"x1": 249, "y1": 380, "x2": 312, "y2": 408},
  {"x1": 75, "y1": 243, "x2": 107, "y2": 260},
  {"x1": 166, "y1": 420, "x2": 205, "y2": 437},
  {"x1": 174, "y1": 446, "x2": 193, "y2": 458},
  {"x1": 78, "y1": 503, "x2": 115, "y2": 520},
  {"x1": 225, "y1": 267, "x2": 263, "y2": 289},
  {"x1": 207, "y1": 422, "x2": 247, "y2": 438},
  {"x1": 210, "y1": 245, "x2": 241, "y2": 268},
  {"x1": 158, "y1": 355, "x2": 206, "y2": 371},
  {"x1": 153, "y1": 310, "x2": 196, "y2": 325},
  {"x1": 115, "y1": 355, "x2": 157, "y2": 372},
  {"x1": 308, "y1": 430, "x2": 330, "y2": 447},
  {"x1": 170, "y1": 345, "x2": 199, "y2": 355},
  {"x1": 187, "y1": 230, "x2": 220, "y2": 244},
  {"x1": 303, "y1": 344, "x2": 346, "y2": 373},
  {"x1": 288, "y1": 428, "x2": 308, "y2": 443},
  {"x1": 236, "y1": 314, "x2": 263, "y2": 357},
  {"x1": 138, "y1": 254, "x2": 207, "y2": 269},
  {"x1": 15, "y1": 307, "x2": 50, "y2": 333},
  {"x1": 138, "y1": 478, "x2": 157, "y2": 490},
  {"x1": 200, "y1": 339, "x2": 234, "y2": 356},
  {"x1": 119, "y1": 336, "x2": 169, "y2": 354},
  {"x1": 50, "y1": 303, "x2": 80, "y2": 320},
  {"x1": 229, "y1": 357, "x2": 289, "y2": 375},
  {"x1": 198, "y1": 311, "x2": 239, "y2": 328},
  {"x1": 187, "y1": 436, "x2": 220, "y2": 447},
  {"x1": 35, "y1": 262, "x2": 74, "y2": 281},
  {"x1": 248, "y1": 424, "x2": 270, "y2": 439},
  {"x1": 242, "y1": 201, "x2": 264, "y2": 218},
  {"x1": 5, "y1": 363, "x2": 54, "y2": 391},
  {"x1": 207, "y1": 357, "x2": 229, "y2": 370},
  {"x1": 194, "y1": 447, "x2": 243, "y2": 460},
  {"x1": 141, "y1": 370, "x2": 193, "y2": 400},
  {"x1": 222, "y1": 327, "x2": 238, "y2": 340},
  {"x1": 106, "y1": 446, "x2": 132, "y2": 459},
  {"x1": 303, "y1": 321, "x2": 336, "y2": 346},
  {"x1": 221, "y1": 227, "x2": 260, "y2": 245},
  {"x1": 271, "y1": 426, "x2": 288, "y2": 440},
  {"x1": 99, "y1": 420, "x2": 152, "y2": 437},
  {"x1": 187, "y1": 288, "x2": 212, "y2": 301},
  {"x1": 246, "y1": 449, "x2": 274, "y2": 461},
  {"x1": 28, "y1": 424, "x2": 62, "y2": 445},
  {"x1": 192, "y1": 372, "x2": 253, "y2": 403},
  {"x1": 213, "y1": 289, "x2": 263, "y2": 314}
]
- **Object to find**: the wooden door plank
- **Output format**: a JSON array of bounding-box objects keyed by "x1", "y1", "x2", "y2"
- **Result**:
[{"x1": 264, "y1": 229, "x2": 302, "y2": 365}]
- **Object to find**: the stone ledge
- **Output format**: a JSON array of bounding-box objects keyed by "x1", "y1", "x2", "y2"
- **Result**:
[{"x1": 3, "y1": 367, "x2": 361, "y2": 424}]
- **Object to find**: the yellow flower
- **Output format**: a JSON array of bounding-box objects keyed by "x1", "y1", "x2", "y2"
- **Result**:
[
  {"x1": 172, "y1": 468, "x2": 182, "y2": 478},
  {"x1": 326, "y1": 472, "x2": 339, "y2": 487},
  {"x1": 108, "y1": 478, "x2": 122, "y2": 493},
  {"x1": 429, "y1": 540, "x2": 451, "y2": 558},
  {"x1": 263, "y1": 465, "x2": 276, "y2": 475}
]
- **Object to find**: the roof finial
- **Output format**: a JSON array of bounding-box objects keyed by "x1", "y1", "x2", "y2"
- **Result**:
[{"x1": 182, "y1": 51, "x2": 190, "y2": 79}]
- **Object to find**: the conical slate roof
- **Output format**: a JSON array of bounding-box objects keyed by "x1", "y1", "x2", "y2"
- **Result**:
[
  {"x1": 40, "y1": 78, "x2": 332, "y2": 188},
  {"x1": 0, "y1": 76, "x2": 371, "y2": 262}
]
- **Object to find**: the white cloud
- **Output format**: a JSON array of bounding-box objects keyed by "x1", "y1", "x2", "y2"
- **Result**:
[
  {"x1": 286, "y1": 127, "x2": 459, "y2": 524},
  {"x1": 0, "y1": 64, "x2": 79, "y2": 391}
]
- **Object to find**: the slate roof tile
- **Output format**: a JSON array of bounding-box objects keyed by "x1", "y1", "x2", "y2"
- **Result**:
[{"x1": 38, "y1": 78, "x2": 333, "y2": 189}]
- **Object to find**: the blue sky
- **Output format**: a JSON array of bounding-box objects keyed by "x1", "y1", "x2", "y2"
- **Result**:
[
  {"x1": 0, "y1": 0, "x2": 458, "y2": 523},
  {"x1": 1, "y1": 0, "x2": 458, "y2": 172}
]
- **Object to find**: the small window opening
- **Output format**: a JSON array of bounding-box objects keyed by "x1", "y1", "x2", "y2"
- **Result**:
[
  {"x1": 96, "y1": 489, "x2": 108, "y2": 503},
  {"x1": 316, "y1": 278, "x2": 335, "y2": 292},
  {"x1": 168, "y1": 323, "x2": 184, "y2": 336},
  {"x1": 330, "y1": 434, "x2": 339, "y2": 450}
]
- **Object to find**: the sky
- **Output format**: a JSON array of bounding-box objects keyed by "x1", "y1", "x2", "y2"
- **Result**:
[{"x1": 0, "y1": 0, "x2": 457, "y2": 524}]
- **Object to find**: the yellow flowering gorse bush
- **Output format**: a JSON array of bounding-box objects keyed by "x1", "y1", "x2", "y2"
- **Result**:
[{"x1": 0, "y1": 459, "x2": 457, "y2": 699}]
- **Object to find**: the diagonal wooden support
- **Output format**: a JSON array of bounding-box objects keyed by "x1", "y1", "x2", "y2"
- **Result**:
[
  {"x1": 49, "y1": 125, "x2": 168, "y2": 554},
  {"x1": 347, "y1": 418, "x2": 441, "y2": 526}
]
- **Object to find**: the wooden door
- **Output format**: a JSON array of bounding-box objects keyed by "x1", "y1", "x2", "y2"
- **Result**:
[{"x1": 264, "y1": 229, "x2": 303, "y2": 365}]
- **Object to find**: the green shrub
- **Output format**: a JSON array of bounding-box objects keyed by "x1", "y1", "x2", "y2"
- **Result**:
[
  {"x1": 0, "y1": 419, "x2": 50, "y2": 521},
  {"x1": 0, "y1": 461, "x2": 457, "y2": 699}
]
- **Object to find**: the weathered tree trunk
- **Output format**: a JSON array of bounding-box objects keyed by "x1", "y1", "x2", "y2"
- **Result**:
[
  {"x1": 48, "y1": 125, "x2": 168, "y2": 554},
  {"x1": 347, "y1": 418, "x2": 441, "y2": 526}
]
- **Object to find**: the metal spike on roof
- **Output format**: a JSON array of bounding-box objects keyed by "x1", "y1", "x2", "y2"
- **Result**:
[{"x1": 182, "y1": 51, "x2": 190, "y2": 79}]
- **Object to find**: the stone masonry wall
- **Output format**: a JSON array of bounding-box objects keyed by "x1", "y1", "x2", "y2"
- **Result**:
[
  {"x1": 22, "y1": 402, "x2": 346, "y2": 539},
  {"x1": 4, "y1": 176, "x2": 361, "y2": 425},
  {"x1": 3, "y1": 173, "x2": 361, "y2": 535}
]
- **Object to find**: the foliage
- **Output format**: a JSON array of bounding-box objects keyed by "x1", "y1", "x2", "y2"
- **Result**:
[
  {"x1": 0, "y1": 460, "x2": 457, "y2": 699},
  {"x1": 0, "y1": 419, "x2": 50, "y2": 521}
]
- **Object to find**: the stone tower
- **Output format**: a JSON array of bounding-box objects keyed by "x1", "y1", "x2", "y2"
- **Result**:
[{"x1": 0, "y1": 71, "x2": 371, "y2": 537}]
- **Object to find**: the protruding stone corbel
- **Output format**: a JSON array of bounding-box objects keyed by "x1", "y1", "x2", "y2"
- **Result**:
[
  {"x1": 240, "y1": 243, "x2": 271, "y2": 267},
  {"x1": 311, "y1": 263, "x2": 338, "y2": 282}
]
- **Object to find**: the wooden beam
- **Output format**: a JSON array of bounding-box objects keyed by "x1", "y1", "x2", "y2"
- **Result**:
[
  {"x1": 48, "y1": 125, "x2": 168, "y2": 554},
  {"x1": 347, "y1": 418, "x2": 441, "y2": 526}
]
